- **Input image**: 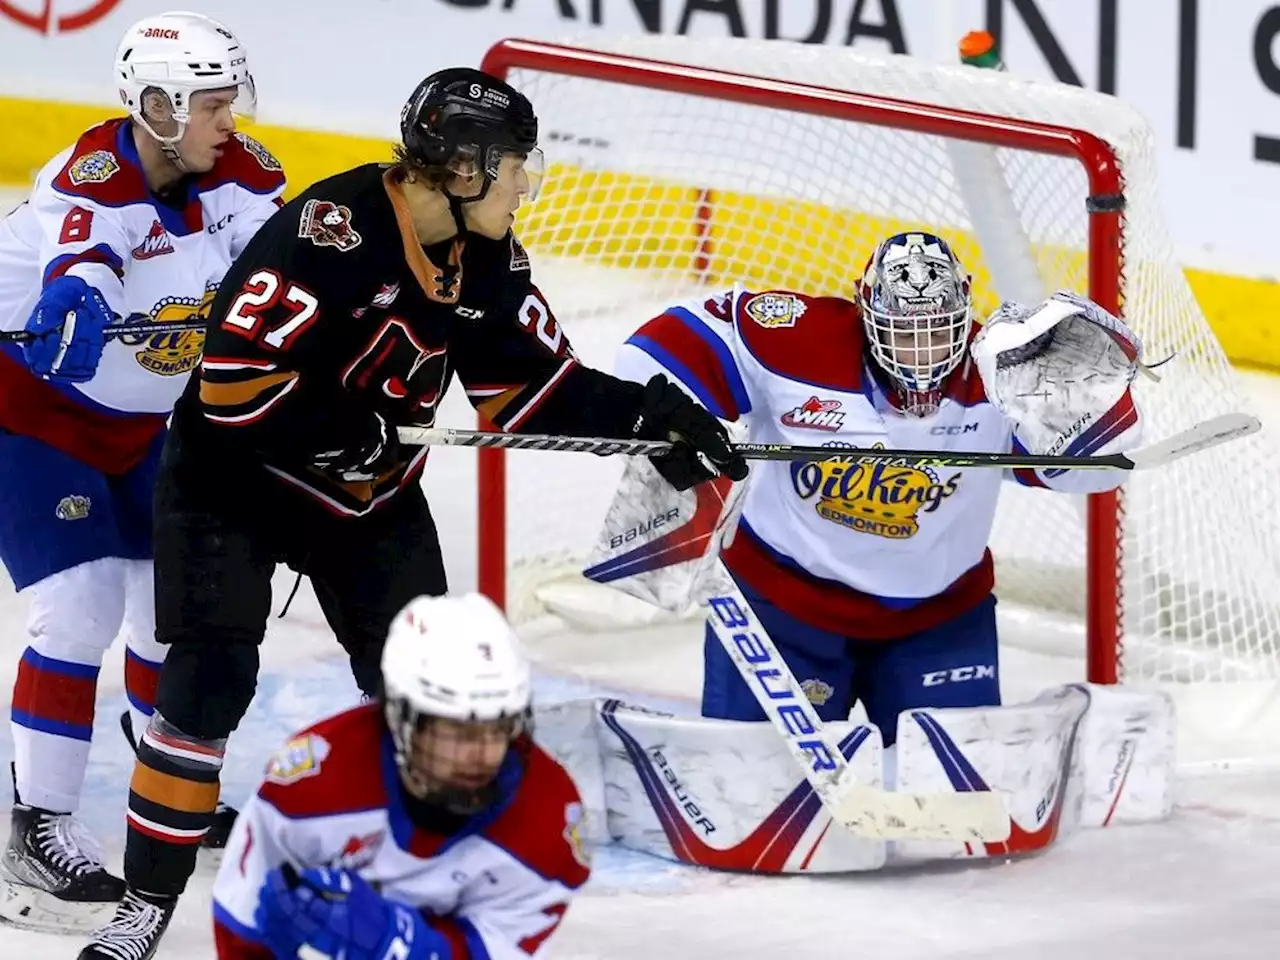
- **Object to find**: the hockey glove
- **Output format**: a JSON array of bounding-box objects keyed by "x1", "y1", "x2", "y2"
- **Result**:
[
  {"x1": 972, "y1": 291, "x2": 1143, "y2": 455},
  {"x1": 22, "y1": 275, "x2": 111, "y2": 382},
  {"x1": 311, "y1": 410, "x2": 400, "y2": 482},
  {"x1": 255, "y1": 864, "x2": 449, "y2": 960},
  {"x1": 633, "y1": 374, "x2": 748, "y2": 491}
]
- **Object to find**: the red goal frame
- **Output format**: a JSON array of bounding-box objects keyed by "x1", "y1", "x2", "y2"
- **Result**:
[{"x1": 475, "y1": 38, "x2": 1126, "y2": 685}]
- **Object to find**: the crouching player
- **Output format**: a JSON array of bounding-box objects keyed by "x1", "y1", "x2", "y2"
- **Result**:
[{"x1": 211, "y1": 593, "x2": 589, "y2": 959}]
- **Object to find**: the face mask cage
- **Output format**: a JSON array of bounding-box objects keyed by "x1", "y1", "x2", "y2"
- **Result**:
[
  {"x1": 859, "y1": 241, "x2": 973, "y2": 417},
  {"x1": 384, "y1": 696, "x2": 531, "y2": 815}
]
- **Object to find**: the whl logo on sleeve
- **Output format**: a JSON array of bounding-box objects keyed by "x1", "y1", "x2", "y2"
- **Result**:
[{"x1": 781, "y1": 396, "x2": 845, "y2": 432}]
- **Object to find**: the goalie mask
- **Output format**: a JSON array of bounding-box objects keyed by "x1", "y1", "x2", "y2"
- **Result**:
[
  {"x1": 380, "y1": 593, "x2": 532, "y2": 816},
  {"x1": 858, "y1": 232, "x2": 973, "y2": 417}
]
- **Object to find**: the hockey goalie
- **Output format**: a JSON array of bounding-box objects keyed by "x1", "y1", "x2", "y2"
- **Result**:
[{"x1": 552, "y1": 231, "x2": 1177, "y2": 872}]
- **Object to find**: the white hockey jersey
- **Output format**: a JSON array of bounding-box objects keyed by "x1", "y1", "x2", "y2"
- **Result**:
[
  {"x1": 212, "y1": 704, "x2": 591, "y2": 960},
  {"x1": 617, "y1": 288, "x2": 1142, "y2": 639},
  {"x1": 0, "y1": 117, "x2": 285, "y2": 473}
]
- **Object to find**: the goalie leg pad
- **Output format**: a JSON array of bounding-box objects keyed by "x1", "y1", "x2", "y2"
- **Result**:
[
  {"x1": 700, "y1": 582, "x2": 855, "y2": 723},
  {"x1": 858, "y1": 595, "x2": 1000, "y2": 746}
]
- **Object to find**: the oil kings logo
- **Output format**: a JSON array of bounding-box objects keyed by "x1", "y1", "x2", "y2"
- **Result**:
[
  {"x1": 648, "y1": 747, "x2": 716, "y2": 836},
  {"x1": 781, "y1": 396, "x2": 845, "y2": 432},
  {"x1": 790, "y1": 454, "x2": 960, "y2": 539},
  {"x1": 122, "y1": 289, "x2": 214, "y2": 376}
]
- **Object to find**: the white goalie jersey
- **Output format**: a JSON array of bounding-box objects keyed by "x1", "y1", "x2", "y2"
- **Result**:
[{"x1": 616, "y1": 287, "x2": 1143, "y2": 638}]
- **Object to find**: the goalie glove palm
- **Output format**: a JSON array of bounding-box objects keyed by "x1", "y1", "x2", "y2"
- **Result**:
[
  {"x1": 633, "y1": 374, "x2": 748, "y2": 491},
  {"x1": 971, "y1": 291, "x2": 1142, "y2": 455}
]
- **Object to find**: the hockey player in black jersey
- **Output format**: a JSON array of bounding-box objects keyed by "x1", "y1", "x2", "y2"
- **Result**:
[{"x1": 79, "y1": 68, "x2": 747, "y2": 960}]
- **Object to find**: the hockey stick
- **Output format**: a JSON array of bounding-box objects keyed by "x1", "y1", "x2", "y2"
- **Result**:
[
  {"x1": 0, "y1": 317, "x2": 207, "y2": 344},
  {"x1": 706, "y1": 579, "x2": 1011, "y2": 842},
  {"x1": 397, "y1": 412, "x2": 1258, "y2": 472}
]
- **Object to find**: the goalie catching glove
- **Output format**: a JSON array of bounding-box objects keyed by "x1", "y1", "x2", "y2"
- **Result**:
[
  {"x1": 632, "y1": 374, "x2": 749, "y2": 490},
  {"x1": 971, "y1": 291, "x2": 1143, "y2": 455}
]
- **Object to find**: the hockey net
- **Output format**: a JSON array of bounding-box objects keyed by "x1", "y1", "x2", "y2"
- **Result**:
[{"x1": 459, "y1": 36, "x2": 1280, "y2": 738}]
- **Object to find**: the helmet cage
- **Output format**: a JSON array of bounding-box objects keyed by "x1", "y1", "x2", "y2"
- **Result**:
[
  {"x1": 384, "y1": 696, "x2": 532, "y2": 814},
  {"x1": 858, "y1": 233, "x2": 973, "y2": 417}
]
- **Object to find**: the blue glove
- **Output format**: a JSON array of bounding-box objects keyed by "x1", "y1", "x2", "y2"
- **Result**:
[
  {"x1": 22, "y1": 275, "x2": 111, "y2": 382},
  {"x1": 255, "y1": 864, "x2": 450, "y2": 960}
]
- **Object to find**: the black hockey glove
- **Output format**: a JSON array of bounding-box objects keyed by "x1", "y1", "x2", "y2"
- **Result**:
[
  {"x1": 311, "y1": 410, "x2": 399, "y2": 482},
  {"x1": 633, "y1": 374, "x2": 748, "y2": 491}
]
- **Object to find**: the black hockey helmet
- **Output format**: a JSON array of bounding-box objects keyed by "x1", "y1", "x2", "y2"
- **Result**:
[{"x1": 399, "y1": 68, "x2": 540, "y2": 228}]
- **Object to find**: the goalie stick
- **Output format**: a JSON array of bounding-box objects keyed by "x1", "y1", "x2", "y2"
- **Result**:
[
  {"x1": 705, "y1": 578, "x2": 1011, "y2": 843},
  {"x1": 397, "y1": 412, "x2": 1258, "y2": 472}
]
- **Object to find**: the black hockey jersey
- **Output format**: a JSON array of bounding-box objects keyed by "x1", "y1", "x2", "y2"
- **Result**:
[{"x1": 180, "y1": 163, "x2": 643, "y2": 516}]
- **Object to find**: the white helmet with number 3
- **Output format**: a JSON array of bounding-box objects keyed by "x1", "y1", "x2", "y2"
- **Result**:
[{"x1": 114, "y1": 11, "x2": 257, "y2": 146}]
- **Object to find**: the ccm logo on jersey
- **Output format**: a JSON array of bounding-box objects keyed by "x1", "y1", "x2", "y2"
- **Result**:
[
  {"x1": 920, "y1": 665, "x2": 995, "y2": 687},
  {"x1": 782, "y1": 397, "x2": 845, "y2": 432},
  {"x1": 744, "y1": 292, "x2": 806, "y2": 328}
]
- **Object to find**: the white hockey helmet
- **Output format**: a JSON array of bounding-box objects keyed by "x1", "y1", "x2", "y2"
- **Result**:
[
  {"x1": 114, "y1": 11, "x2": 257, "y2": 146},
  {"x1": 382, "y1": 592, "x2": 531, "y2": 722},
  {"x1": 381, "y1": 593, "x2": 532, "y2": 809}
]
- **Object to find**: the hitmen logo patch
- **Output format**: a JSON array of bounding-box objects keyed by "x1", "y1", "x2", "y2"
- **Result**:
[{"x1": 298, "y1": 199, "x2": 362, "y2": 252}]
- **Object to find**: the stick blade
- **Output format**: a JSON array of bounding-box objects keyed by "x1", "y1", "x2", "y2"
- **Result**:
[
  {"x1": 832, "y1": 784, "x2": 1012, "y2": 842},
  {"x1": 1128, "y1": 413, "x2": 1261, "y2": 469}
]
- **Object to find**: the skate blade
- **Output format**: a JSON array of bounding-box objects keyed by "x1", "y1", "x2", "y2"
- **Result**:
[{"x1": 0, "y1": 878, "x2": 118, "y2": 933}]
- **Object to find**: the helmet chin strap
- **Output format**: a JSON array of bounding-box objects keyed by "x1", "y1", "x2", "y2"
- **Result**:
[
  {"x1": 442, "y1": 175, "x2": 493, "y2": 238},
  {"x1": 135, "y1": 114, "x2": 190, "y2": 175}
]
